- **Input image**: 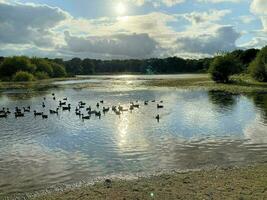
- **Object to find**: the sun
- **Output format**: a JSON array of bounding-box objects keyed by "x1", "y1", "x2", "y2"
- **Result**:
[{"x1": 116, "y1": 2, "x2": 127, "y2": 15}]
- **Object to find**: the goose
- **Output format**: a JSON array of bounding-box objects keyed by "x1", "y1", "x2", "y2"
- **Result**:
[
  {"x1": 76, "y1": 110, "x2": 82, "y2": 116},
  {"x1": 42, "y1": 113, "x2": 48, "y2": 119},
  {"x1": 53, "y1": 97, "x2": 56, "y2": 100},
  {"x1": 50, "y1": 108, "x2": 59, "y2": 114},
  {"x1": 81, "y1": 114, "x2": 90, "y2": 120},
  {"x1": 42, "y1": 102, "x2": 46, "y2": 108},
  {"x1": 15, "y1": 107, "x2": 22, "y2": 113},
  {"x1": 129, "y1": 105, "x2": 134, "y2": 111},
  {"x1": 62, "y1": 104, "x2": 71, "y2": 111},
  {"x1": 103, "y1": 107, "x2": 110, "y2": 113},
  {"x1": 144, "y1": 101, "x2": 148, "y2": 105},
  {"x1": 95, "y1": 111, "x2": 101, "y2": 118},
  {"x1": 23, "y1": 107, "x2": 30, "y2": 112},
  {"x1": 100, "y1": 100, "x2": 104, "y2": 104},
  {"x1": 86, "y1": 106, "x2": 92, "y2": 111},
  {"x1": 6, "y1": 108, "x2": 11, "y2": 114},
  {"x1": 0, "y1": 113, "x2": 8, "y2": 118},
  {"x1": 52, "y1": 93, "x2": 55, "y2": 96},
  {"x1": 79, "y1": 101, "x2": 86, "y2": 106},
  {"x1": 63, "y1": 97, "x2": 68, "y2": 101},
  {"x1": 34, "y1": 110, "x2": 42, "y2": 116},
  {"x1": 151, "y1": 100, "x2": 156, "y2": 103},
  {"x1": 96, "y1": 103, "x2": 100, "y2": 108},
  {"x1": 88, "y1": 110, "x2": 97, "y2": 115},
  {"x1": 59, "y1": 101, "x2": 66, "y2": 106},
  {"x1": 15, "y1": 112, "x2": 24, "y2": 118},
  {"x1": 75, "y1": 107, "x2": 79, "y2": 112},
  {"x1": 157, "y1": 104, "x2": 164, "y2": 109},
  {"x1": 156, "y1": 114, "x2": 160, "y2": 122}
]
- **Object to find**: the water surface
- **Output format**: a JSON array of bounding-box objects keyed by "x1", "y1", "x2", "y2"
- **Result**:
[{"x1": 0, "y1": 75, "x2": 267, "y2": 197}]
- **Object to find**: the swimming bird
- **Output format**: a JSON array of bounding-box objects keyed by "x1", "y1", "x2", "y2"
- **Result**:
[
  {"x1": 15, "y1": 112, "x2": 24, "y2": 118},
  {"x1": 23, "y1": 107, "x2": 30, "y2": 112},
  {"x1": 96, "y1": 103, "x2": 100, "y2": 108},
  {"x1": 103, "y1": 107, "x2": 110, "y2": 113},
  {"x1": 157, "y1": 104, "x2": 164, "y2": 109},
  {"x1": 59, "y1": 101, "x2": 66, "y2": 106},
  {"x1": 63, "y1": 97, "x2": 67, "y2": 101},
  {"x1": 155, "y1": 114, "x2": 160, "y2": 122},
  {"x1": 42, "y1": 102, "x2": 45, "y2": 108},
  {"x1": 42, "y1": 113, "x2": 48, "y2": 119},
  {"x1": 0, "y1": 113, "x2": 8, "y2": 118},
  {"x1": 50, "y1": 108, "x2": 59, "y2": 114},
  {"x1": 34, "y1": 110, "x2": 42, "y2": 116},
  {"x1": 100, "y1": 100, "x2": 104, "y2": 104},
  {"x1": 81, "y1": 114, "x2": 90, "y2": 120},
  {"x1": 62, "y1": 104, "x2": 71, "y2": 111}
]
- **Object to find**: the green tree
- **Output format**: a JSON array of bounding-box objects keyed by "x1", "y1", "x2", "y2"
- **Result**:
[
  {"x1": 209, "y1": 54, "x2": 242, "y2": 83},
  {"x1": 31, "y1": 58, "x2": 53, "y2": 77},
  {"x1": 12, "y1": 71, "x2": 35, "y2": 82},
  {"x1": 51, "y1": 62, "x2": 67, "y2": 77},
  {"x1": 249, "y1": 46, "x2": 267, "y2": 82},
  {"x1": 0, "y1": 56, "x2": 36, "y2": 78}
]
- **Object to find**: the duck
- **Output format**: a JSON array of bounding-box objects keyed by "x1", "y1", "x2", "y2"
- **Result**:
[
  {"x1": 15, "y1": 112, "x2": 24, "y2": 118},
  {"x1": 42, "y1": 113, "x2": 48, "y2": 119},
  {"x1": 62, "y1": 104, "x2": 71, "y2": 111},
  {"x1": 96, "y1": 103, "x2": 100, "y2": 108},
  {"x1": 59, "y1": 101, "x2": 66, "y2": 106},
  {"x1": 155, "y1": 114, "x2": 160, "y2": 122},
  {"x1": 23, "y1": 107, "x2": 30, "y2": 112},
  {"x1": 81, "y1": 114, "x2": 90, "y2": 120},
  {"x1": 79, "y1": 101, "x2": 86, "y2": 106},
  {"x1": 0, "y1": 113, "x2": 8, "y2": 118},
  {"x1": 76, "y1": 110, "x2": 82, "y2": 116},
  {"x1": 86, "y1": 106, "x2": 92, "y2": 111},
  {"x1": 100, "y1": 100, "x2": 104, "y2": 104},
  {"x1": 34, "y1": 110, "x2": 43, "y2": 116},
  {"x1": 103, "y1": 107, "x2": 110, "y2": 113},
  {"x1": 50, "y1": 108, "x2": 59, "y2": 114},
  {"x1": 157, "y1": 104, "x2": 164, "y2": 109},
  {"x1": 63, "y1": 97, "x2": 68, "y2": 101},
  {"x1": 95, "y1": 111, "x2": 101, "y2": 119},
  {"x1": 15, "y1": 107, "x2": 22, "y2": 113},
  {"x1": 52, "y1": 93, "x2": 55, "y2": 96},
  {"x1": 53, "y1": 97, "x2": 56, "y2": 100}
]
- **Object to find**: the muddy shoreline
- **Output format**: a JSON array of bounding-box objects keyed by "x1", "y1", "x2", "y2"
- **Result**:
[{"x1": 23, "y1": 163, "x2": 267, "y2": 200}]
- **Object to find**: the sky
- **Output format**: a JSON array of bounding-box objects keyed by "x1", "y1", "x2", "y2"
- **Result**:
[{"x1": 0, "y1": 0, "x2": 266, "y2": 60}]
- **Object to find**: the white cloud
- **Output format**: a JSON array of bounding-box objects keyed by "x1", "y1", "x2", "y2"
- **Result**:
[
  {"x1": 250, "y1": 0, "x2": 267, "y2": 15},
  {"x1": 197, "y1": 0, "x2": 242, "y2": 3},
  {"x1": 239, "y1": 15, "x2": 256, "y2": 24},
  {"x1": 0, "y1": 1, "x2": 68, "y2": 47}
]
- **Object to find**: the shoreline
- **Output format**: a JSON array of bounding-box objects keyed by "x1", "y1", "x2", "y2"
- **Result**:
[{"x1": 30, "y1": 162, "x2": 267, "y2": 200}]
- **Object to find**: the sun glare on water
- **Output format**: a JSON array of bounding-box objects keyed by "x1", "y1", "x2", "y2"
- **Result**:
[{"x1": 116, "y1": 2, "x2": 127, "y2": 15}]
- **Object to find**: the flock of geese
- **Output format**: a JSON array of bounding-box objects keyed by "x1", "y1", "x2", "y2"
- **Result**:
[{"x1": 0, "y1": 93, "x2": 164, "y2": 122}]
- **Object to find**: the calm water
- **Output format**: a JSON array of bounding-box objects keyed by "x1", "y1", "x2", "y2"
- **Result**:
[{"x1": 0, "y1": 75, "x2": 267, "y2": 197}]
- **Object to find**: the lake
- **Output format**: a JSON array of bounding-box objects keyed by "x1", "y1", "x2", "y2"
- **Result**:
[{"x1": 0, "y1": 75, "x2": 267, "y2": 197}]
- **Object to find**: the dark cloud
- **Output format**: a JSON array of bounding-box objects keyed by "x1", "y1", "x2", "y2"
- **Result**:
[
  {"x1": 176, "y1": 26, "x2": 240, "y2": 54},
  {"x1": 0, "y1": 2, "x2": 68, "y2": 47},
  {"x1": 64, "y1": 31, "x2": 158, "y2": 58}
]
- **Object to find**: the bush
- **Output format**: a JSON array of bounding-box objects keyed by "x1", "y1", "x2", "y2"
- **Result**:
[
  {"x1": 12, "y1": 71, "x2": 35, "y2": 82},
  {"x1": 209, "y1": 54, "x2": 242, "y2": 83},
  {"x1": 31, "y1": 58, "x2": 53, "y2": 77},
  {"x1": 249, "y1": 46, "x2": 267, "y2": 82},
  {"x1": 0, "y1": 56, "x2": 36, "y2": 78},
  {"x1": 35, "y1": 71, "x2": 49, "y2": 80},
  {"x1": 51, "y1": 63, "x2": 67, "y2": 77}
]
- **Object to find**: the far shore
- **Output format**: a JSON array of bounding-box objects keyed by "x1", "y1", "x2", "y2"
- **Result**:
[
  {"x1": 1, "y1": 73, "x2": 267, "y2": 94},
  {"x1": 30, "y1": 163, "x2": 267, "y2": 200}
]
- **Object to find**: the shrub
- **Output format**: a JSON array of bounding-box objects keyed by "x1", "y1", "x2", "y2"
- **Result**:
[
  {"x1": 35, "y1": 71, "x2": 49, "y2": 80},
  {"x1": 0, "y1": 56, "x2": 36, "y2": 78},
  {"x1": 12, "y1": 71, "x2": 35, "y2": 82},
  {"x1": 31, "y1": 58, "x2": 53, "y2": 77},
  {"x1": 51, "y1": 63, "x2": 67, "y2": 77},
  {"x1": 249, "y1": 46, "x2": 267, "y2": 82},
  {"x1": 209, "y1": 54, "x2": 242, "y2": 83}
]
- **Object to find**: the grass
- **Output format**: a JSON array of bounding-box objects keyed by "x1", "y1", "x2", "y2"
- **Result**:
[
  {"x1": 31, "y1": 163, "x2": 267, "y2": 200},
  {"x1": 145, "y1": 74, "x2": 267, "y2": 94}
]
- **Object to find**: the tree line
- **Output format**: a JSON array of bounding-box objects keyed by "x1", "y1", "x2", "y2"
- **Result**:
[{"x1": 0, "y1": 46, "x2": 266, "y2": 83}]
